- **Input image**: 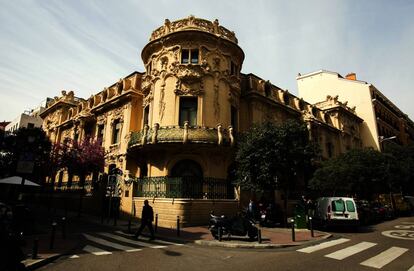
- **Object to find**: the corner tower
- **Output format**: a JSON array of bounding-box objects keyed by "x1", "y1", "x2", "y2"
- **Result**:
[
  {"x1": 128, "y1": 16, "x2": 244, "y2": 226},
  {"x1": 140, "y1": 15, "x2": 244, "y2": 129}
]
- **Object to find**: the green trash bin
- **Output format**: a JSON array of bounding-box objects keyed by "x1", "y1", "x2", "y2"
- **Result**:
[{"x1": 294, "y1": 204, "x2": 307, "y2": 229}]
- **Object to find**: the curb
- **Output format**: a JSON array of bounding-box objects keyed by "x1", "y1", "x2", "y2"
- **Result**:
[
  {"x1": 23, "y1": 235, "x2": 82, "y2": 270},
  {"x1": 25, "y1": 254, "x2": 64, "y2": 271},
  {"x1": 194, "y1": 233, "x2": 332, "y2": 249}
]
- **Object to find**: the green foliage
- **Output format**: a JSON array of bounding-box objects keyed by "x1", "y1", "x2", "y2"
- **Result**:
[
  {"x1": 234, "y1": 120, "x2": 318, "y2": 192},
  {"x1": 0, "y1": 127, "x2": 51, "y2": 179},
  {"x1": 309, "y1": 147, "x2": 413, "y2": 198}
]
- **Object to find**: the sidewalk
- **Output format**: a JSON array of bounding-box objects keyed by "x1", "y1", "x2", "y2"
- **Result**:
[{"x1": 21, "y1": 212, "x2": 331, "y2": 269}]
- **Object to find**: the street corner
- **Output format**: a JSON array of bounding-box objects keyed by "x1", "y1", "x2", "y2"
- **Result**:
[{"x1": 193, "y1": 231, "x2": 333, "y2": 249}]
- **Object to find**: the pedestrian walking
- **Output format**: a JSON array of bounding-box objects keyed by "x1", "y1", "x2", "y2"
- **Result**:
[{"x1": 135, "y1": 200, "x2": 155, "y2": 240}]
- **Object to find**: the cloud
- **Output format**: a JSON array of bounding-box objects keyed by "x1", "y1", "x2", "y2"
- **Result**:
[{"x1": 1, "y1": 0, "x2": 413, "y2": 121}]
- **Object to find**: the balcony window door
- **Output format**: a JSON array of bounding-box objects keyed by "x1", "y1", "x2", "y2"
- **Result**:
[
  {"x1": 179, "y1": 97, "x2": 197, "y2": 126},
  {"x1": 112, "y1": 120, "x2": 121, "y2": 144}
]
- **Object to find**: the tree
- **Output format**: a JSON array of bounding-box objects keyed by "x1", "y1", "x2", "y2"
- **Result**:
[
  {"x1": 382, "y1": 143, "x2": 414, "y2": 195},
  {"x1": 0, "y1": 127, "x2": 51, "y2": 182},
  {"x1": 61, "y1": 137, "x2": 105, "y2": 187},
  {"x1": 234, "y1": 120, "x2": 318, "y2": 219},
  {"x1": 309, "y1": 148, "x2": 397, "y2": 199}
]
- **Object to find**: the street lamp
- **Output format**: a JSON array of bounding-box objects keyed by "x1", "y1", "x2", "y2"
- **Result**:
[
  {"x1": 379, "y1": 135, "x2": 396, "y2": 143},
  {"x1": 379, "y1": 136, "x2": 396, "y2": 152}
]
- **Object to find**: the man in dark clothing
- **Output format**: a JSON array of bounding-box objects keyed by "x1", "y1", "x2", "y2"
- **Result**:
[{"x1": 134, "y1": 200, "x2": 155, "y2": 240}]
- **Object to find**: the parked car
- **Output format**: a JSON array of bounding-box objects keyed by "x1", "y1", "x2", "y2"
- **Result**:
[
  {"x1": 370, "y1": 201, "x2": 388, "y2": 222},
  {"x1": 404, "y1": 196, "x2": 414, "y2": 216},
  {"x1": 355, "y1": 200, "x2": 373, "y2": 225},
  {"x1": 313, "y1": 197, "x2": 359, "y2": 229}
]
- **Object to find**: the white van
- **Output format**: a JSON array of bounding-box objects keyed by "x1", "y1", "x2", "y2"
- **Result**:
[{"x1": 314, "y1": 197, "x2": 359, "y2": 228}]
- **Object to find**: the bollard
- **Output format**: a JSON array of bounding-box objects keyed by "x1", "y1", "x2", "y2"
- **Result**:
[
  {"x1": 258, "y1": 229, "x2": 262, "y2": 243},
  {"x1": 50, "y1": 221, "x2": 57, "y2": 249},
  {"x1": 61, "y1": 217, "x2": 66, "y2": 239},
  {"x1": 177, "y1": 216, "x2": 180, "y2": 236},
  {"x1": 309, "y1": 217, "x2": 314, "y2": 237},
  {"x1": 218, "y1": 227, "x2": 222, "y2": 242},
  {"x1": 155, "y1": 214, "x2": 158, "y2": 233},
  {"x1": 32, "y1": 238, "x2": 39, "y2": 259},
  {"x1": 291, "y1": 218, "x2": 295, "y2": 242}
]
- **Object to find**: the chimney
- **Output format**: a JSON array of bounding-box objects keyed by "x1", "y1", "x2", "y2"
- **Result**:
[{"x1": 346, "y1": 73, "x2": 356, "y2": 80}]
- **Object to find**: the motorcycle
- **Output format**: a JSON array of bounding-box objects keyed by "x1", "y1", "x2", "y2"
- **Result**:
[
  {"x1": 208, "y1": 212, "x2": 258, "y2": 240},
  {"x1": 0, "y1": 203, "x2": 27, "y2": 271}
]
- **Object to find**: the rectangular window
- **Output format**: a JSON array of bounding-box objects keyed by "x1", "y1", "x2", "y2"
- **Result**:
[
  {"x1": 143, "y1": 106, "x2": 149, "y2": 126},
  {"x1": 97, "y1": 124, "x2": 104, "y2": 145},
  {"x1": 230, "y1": 62, "x2": 238, "y2": 75},
  {"x1": 231, "y1": 106, "x2": 238, "y2": 130},
  {"x1": 181, "y1": 49, "x2": 189, "y2": 64},
  {"x1": 346, "y1": 200, "x2": 355, "y2": 212},
  {"x1": 112, "y1": 120, "x2": 121, "y2": 144},
  {"x1": 326, "y1": 142, "x2": 333, "y2": 158},
  {"x1": 332, "y1": 200, "x2": 345, "y2": 212},
  {"x1": 179, "y1": 97, "x2": 198, "y2": 126},
  {"x1": 181, "y1": 49, "x2": 199, "y2": 64},
  {"x1": 191, "y1": 49, "x2": 199, "y2": 64}
]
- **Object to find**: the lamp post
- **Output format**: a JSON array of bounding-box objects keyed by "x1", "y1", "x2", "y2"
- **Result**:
[
  {"x1": 379, "y1": 135, "x2": 397, "y2": 214},
  {"x1": 379, "y1": 136, "x2": 396, "y2": 152}
]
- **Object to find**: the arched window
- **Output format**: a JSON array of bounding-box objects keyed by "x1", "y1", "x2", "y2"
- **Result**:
[
  {"x1": 171, "y1": 159, "x2": 203, "y2": 177},
  {"x1": 170, "y1": 159, "x2": 203, "y2": 198}
]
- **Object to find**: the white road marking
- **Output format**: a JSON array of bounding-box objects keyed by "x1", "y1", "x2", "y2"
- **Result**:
[
  {"x1": 296, "y1": 238, "x2": 350, "y2": 253},
  {"x1": 324, "y1": 242, "x2": 377, "y2": 260},
  {"x1": 82, "y1": 245, "x2": 112, "y2": 256},
  {"x1": 69, "y1": 255, "x2": 79, "y2": 259},
  {"x1": 115, "y1": 230, "x2": 184, "y2": 246},
  {"x1": 83, "y1": 233, "x2": 142, "y2": 252},
  {"x1": 408, "y1": 264, "x2": 414, "y2": 271},
  {"x1": 97, "y1": 232, "x2": 167, "y2": 249},
  {"x1": 382, "y1": 230, "x2": 414, "y2": 240},
  {"x1": 360, "y1": 246, "x2": 408, "y2": 269}
]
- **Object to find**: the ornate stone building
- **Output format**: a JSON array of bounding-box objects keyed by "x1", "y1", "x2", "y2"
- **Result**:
[
  {"x1": 41, "y1": 16, "x2": 364, "y2": 226},
  {"x1": 297, "y1": 70, "x2": 414, "y2": 151}
]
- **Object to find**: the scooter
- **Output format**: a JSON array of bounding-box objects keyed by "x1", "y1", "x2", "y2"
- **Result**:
[
  {"x1": 208, "y1": 212, "x2": 258, "y2": 240},
  {"x1": 0, "y1": 204, "x2": 27, "y2": 271}
]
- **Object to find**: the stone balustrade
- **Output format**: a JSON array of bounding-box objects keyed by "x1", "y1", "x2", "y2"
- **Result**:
[{"x1": 128, "y1": 123, "x2": 235, "y2": 148}]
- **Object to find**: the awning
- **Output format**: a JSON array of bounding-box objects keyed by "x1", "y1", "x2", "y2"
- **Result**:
[{"x1": 0, "y1": 176, "x2": 40, "y2": 186}]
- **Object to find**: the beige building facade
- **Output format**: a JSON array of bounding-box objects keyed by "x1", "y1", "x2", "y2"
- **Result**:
[
  {"x1": 39, "y1": 16, "x2": 388, "y2": 227},
  {"x1": 297, "y1": 70, "x2": 414, "y2": 151}
]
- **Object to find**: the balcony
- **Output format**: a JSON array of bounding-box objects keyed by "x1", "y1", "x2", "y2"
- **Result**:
[
  {"x1": 133, "y1": 176, "x2": 234, "y2": 199},
  {"x1": 128, "y1": 124, "x2": 235, "y2": 148}
]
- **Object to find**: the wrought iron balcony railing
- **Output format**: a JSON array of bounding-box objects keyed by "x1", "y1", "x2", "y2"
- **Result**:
[{"x1": 133, "y1": 176, "x2": 235, "y2": 199}]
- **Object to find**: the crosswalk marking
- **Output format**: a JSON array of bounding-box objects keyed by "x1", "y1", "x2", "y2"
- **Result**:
[
  {"x1": 360, "y1": 246, "x2": 408, "y2": 269},
  {"x1": 83, "y1": 245, "x2": 112, "y2": 256},
  {"x1": 97, "y1": 232, "x2": 167, "y2": 249},
  {"x1": 324, "y1": 242, "x2": 377, "y2": 260},
  {"x1": 83, "y1": 233, "x2": 142, "y2": 252},
  {"x1": 69, "y1": 255, "x2": 79, "y2": 259},
  {"x1": 408, "y1": 264, "x2": 414, "y2": 271},
  {"x1": 115, "y1": 230, "x2": 184, "y2": 246},
  {"x1": 296, "y1": 238, "x2": 350, "y2": 253}
]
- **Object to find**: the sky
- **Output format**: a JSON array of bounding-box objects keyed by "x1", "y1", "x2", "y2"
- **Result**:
[{"x1": 1, "y1": 0, "x2": 414, "y2": 121}]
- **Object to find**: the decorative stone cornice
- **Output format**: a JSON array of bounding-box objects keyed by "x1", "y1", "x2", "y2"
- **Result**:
[{"x1": 150, "y1": 15, "x2": 238, "y2": 44}]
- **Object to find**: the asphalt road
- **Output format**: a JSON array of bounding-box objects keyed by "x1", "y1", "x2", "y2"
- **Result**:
[{"x1": 38, "y1": 217, "x2": 414, "y2": 271}]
